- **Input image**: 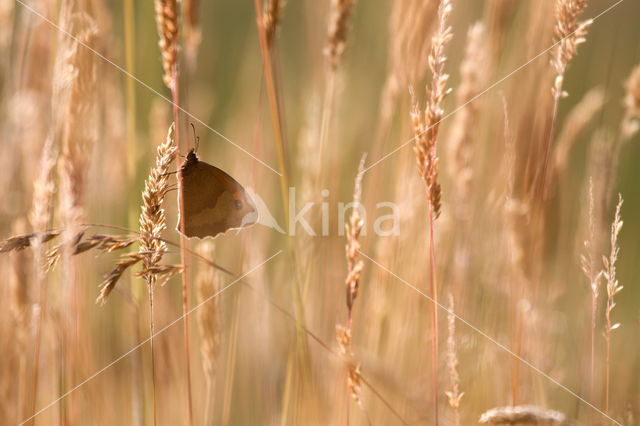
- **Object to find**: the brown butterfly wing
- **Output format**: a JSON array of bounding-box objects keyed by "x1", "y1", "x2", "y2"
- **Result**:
[{"x1": 178, "y1": 158, "x2": 257, "y2": 239}]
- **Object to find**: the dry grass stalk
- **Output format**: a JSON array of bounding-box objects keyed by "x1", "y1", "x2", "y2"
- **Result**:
[
  {"x1": 154, "y1": 0, "x2": 179, "y2": 88},
  {"x1": 445, "y1": 293, "x2": 463, "y2": 425},
  {"x1": 324, "y1": 0, "x2": 355, "y2": 70},
  {"x1": 580, "y1": 178, "x2": 602, "y2": 399},
  {"x1": 96, "y1": 252, "x2": 146, "y2": 305},
  {"x1": 25, "y1": 132, "x2": 58, "y2": 425},
  {"x1": 411, "y1": 0, "x2": 453, "y2": 219},
  {"x1": 138, "y1": 122, "x2": 176, "y2": 426},
  {"x1": 137, "y1": 264, "x2": 183, "y2": 278},
  {"x1": 410, "y1": 2, "x2": 452, "y2": 422},
  {"x1": 195, "y1": 242, "x2": 221, "y2": 426},
  {"x1": 553, "y1": 87, "x2": 605, "y2": 171},
  {"x1": 586, "y1": 130, "x2": 613, "y2": 230},
  {"x1": 345, "y1": 155, "x2": 366, "y2": 320},
  {"x1": 502, "y1": 98, "x2": 529, "y2": 404},
  {"x1": 447, "y1": 22, "x2": 486, "y2": 296},
  {"x1": 54, "y1": 13, "x2": 99, "y2": 405},
  {"x1": 29, "y1": 136, "x2": 57, "y2": 243},
  {"x1": 139, "y1": 123, "x2": 176, "y2": 282},
  {"x1": 603, "y1": 194, "x2": 623, "y2": 412},
  {"x1": 56, "y1": 11, "x2": 98, "y2": 218},
  {"x1": 46, "y1": 232, "x2": 135, "y2": 273},
  {"x1": 447, "y1": 22, "x2": 486, "y2": 209},
  {"x1": 621, "y1": 65, "x2": 640, "y2": 140},
  {"x1": 54, "y1": 13, "x2": 98, "y2": 313},
  {"x1": 335, "y1": 325, "x2": 363, "y2": 408},
  {"x1": 155, "y1": 3, "x2": 195, "y2": 422},
  {"x1": 550, "y1": 0, "x2": 591, "y2": 100},
  {"x1": 0, "y1": 231, "x2": 60, "y2": 254},
  {"x1": 479, "y1": 405, "x2": 567, "y2": 424},
  {"x1": 536, "y1": 0, "x2": 591, "y2": 204},
  {"x1": 336, "y1": 155, "x2": 367, "y2": 411},
  {"x1": 388, "y1": 0, "x2": 437, "y2": 88},
  {"x1": 73, "y1": 234, "x2": 136, "y2": 254},
  {"x1": 377, "y1": 0, "x2": 436, "y2": 141},
  {"x1": 264, "y1": 0, "x2": 286, "y2": 48}
]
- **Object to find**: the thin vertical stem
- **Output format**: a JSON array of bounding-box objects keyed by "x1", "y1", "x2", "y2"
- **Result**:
[
  {"x1": 605, "y1": 333, "x2": 610, "y2": 412},
  {"x1": 590, "y1": 290, "x2": 597, "y2": 400},
  {"x1": 253, "y1": 0, "x2": 290, "y2": 212},
  {"x1": 204, "y1": 378, "x2": 213, "y2": 426},
  {"x1": 148, "y1": 281, "x2": 157, "y2": 426},
  {"x1": 172, "y1": 73, "x2": 194, "y2": 426},
  {"x1": 319, "y1": 70, "x2": 336, "y2": 181},
  {"x1": 28, "y1": 269, "x2": 47, "y2": 426},
  {"x1": 122, "y1": 1, "x2": 144, "y2": 421},
  {"x1": 428, "y1": 207, "x2": 439, "y2": 426}
]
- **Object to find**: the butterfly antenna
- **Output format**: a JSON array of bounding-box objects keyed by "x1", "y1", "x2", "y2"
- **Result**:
[{"x1": 190, "y1": 122, "x2": 199, "y2": 153}]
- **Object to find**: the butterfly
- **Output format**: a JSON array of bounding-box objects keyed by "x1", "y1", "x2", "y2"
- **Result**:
[{"x1": 177, "y1": 149, "x2": 258, "y2": 239}]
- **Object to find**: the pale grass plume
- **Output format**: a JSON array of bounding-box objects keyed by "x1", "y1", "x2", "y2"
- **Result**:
[
  {"x1": 195, "y1": 242, "x2": 220, "y2": 426},
  {"x1": 502, "y1": 97, "x2": 530, "y2": 405},
  {"x1": 598, "y1": 67, "x2": 640, "y2": 206},
  {"x1": 195, "y1": 242, "x2": 221, "y2": 383},
  {"x1": 379, "y1": 0, "x2": 437, "y2": 125},
  {"x1": 586, "y1": 129, "x2": 613, "y2": 228},
  {"x1": 479, "y1": 405, "x2": 567, "y2": 425},
  {"x1": 503, "y1": 99, "x2": 528, "y2": 279},
  {"x1": 53, "y1": 11, "x2": 99, "y2": 409},
  {"x1": 550, "y1": 0, "x2": 592, "y2": 99},
  {"x1": 154, "y1": 0, "x2": 179, "y2": 89},
  {"x1": 445, "y1": 293, "x2": 463, "y2": 425},
  {"x1": 324, "y1": 0, "x2": 355, "y2": 70},
  {"x1": 29, "y1": 140, "x2": 57, "y2": 232},
  {"x1": 29, "y1": 135, "x2": 57, "y2": 278},
  {"x1": 603, "y1": 194, "x2": 623, "y2": 411},
  {"x1": 447, "y1": 22, "x2": 487, "y2": 216},
  {"x1": 621, "y1": 64, "x2": 640, "y2": 139},
  {"x1": 183, "y1": 0, "x2": 201, "y2": 68},
  {"x1": 447, "y1": 22, "x2": 486, "y2": 301},
  {"x1": 554, "y1": 87, "x2": 605, "y2": 171},
  {"x1": 297, "y1": 94, "x2": 322, "y2": 207},
  {"x1": 540, "y1": 0, "x2": 591, "y2": 205},
  {"x1": 139, "y1": 123, "x2": 177, "y2": 284},
  {"x1": 55, "y1": 11, "x2": 98, "y2": 236},
  {"x1": 580, "y1": 177, "x2": 602, "y2": 398}
]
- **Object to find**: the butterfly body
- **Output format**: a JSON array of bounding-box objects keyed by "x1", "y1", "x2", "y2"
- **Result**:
[{"x1": 177, "y1": 149, "x2": 257, "y2": 239}]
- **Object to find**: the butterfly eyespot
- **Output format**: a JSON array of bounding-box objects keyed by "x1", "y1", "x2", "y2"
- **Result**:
[{"x1": 234, "y1": 200, "x2": 243, "y2": 210}]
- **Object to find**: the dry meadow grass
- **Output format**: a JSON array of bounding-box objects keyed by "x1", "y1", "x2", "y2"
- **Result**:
[{"x1": 1, "y1": 0, "x2": 639, "y2": 425}]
